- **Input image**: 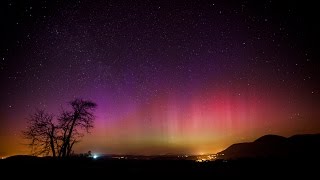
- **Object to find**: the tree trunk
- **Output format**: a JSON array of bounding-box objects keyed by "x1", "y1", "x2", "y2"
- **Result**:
[
  {"x1": 67, "y1": 140, "x2": 76, "y2": 156},
  {"x1": 50, "y1": 124, "x2": 56, "y2": 157},
  {"x1": 62, "y1": 113, "x2": 78, "y2": 157},
  {"x1": 50, "y1": 137, "x2": 56, "y2": 157},
  {"x1": 60, "y1": 123, "x2": 69, "y2": 157}
]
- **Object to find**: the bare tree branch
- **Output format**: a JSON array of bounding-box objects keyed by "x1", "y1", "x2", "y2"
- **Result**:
[
  {"x1": 22, "y1": 109, "x2": 57, "y2": 157},
  {"x1": 22, "y1": 99, "x2": 97, "y2": 158}
]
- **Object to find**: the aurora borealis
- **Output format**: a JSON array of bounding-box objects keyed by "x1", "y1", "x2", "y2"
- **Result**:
[{"x1": 1, "y1": 0, "x2": 319, "y2": 157}]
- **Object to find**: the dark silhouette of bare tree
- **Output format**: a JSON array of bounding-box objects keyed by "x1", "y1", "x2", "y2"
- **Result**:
[
  {"x1": 22, "y1": 98, "x2": 97, "y2": 158},
  {"x1": 58, "y1": 99, "x2": 97, "y2": 157},
  {"x1": 22, "y1": 110, "x2": 57, "y2": 157}
]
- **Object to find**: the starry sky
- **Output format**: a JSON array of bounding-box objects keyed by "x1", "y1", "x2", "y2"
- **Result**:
[{"x1": 1, "y1": 0, "x2": 320, "y2": 157}]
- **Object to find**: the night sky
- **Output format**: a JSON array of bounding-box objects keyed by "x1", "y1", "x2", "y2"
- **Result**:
[{"x1": 1, "y1": 0, "x2": 320, "y2": 157}]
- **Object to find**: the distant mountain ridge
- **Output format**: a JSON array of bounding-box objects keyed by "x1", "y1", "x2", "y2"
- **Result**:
[{"x1": 218, "y1": 134, "x2": 320, "y2": 159}]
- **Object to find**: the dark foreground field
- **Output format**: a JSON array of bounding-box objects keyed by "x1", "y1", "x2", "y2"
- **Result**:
[{"x1": 0, "y1": 157, "x2": 318, "y2": 178}]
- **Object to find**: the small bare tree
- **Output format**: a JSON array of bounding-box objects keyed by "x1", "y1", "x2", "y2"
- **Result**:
[
  {"x1": 22, "y1": 98, "x2": 97, "y2": 158},
  {"x1": 22, "y1": 109, "x2": 57, "y2": 157}
]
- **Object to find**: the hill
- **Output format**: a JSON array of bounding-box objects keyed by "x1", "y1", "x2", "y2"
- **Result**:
[{"x1": 218, "y1": 134, "x2": 320, "y2": 159}]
